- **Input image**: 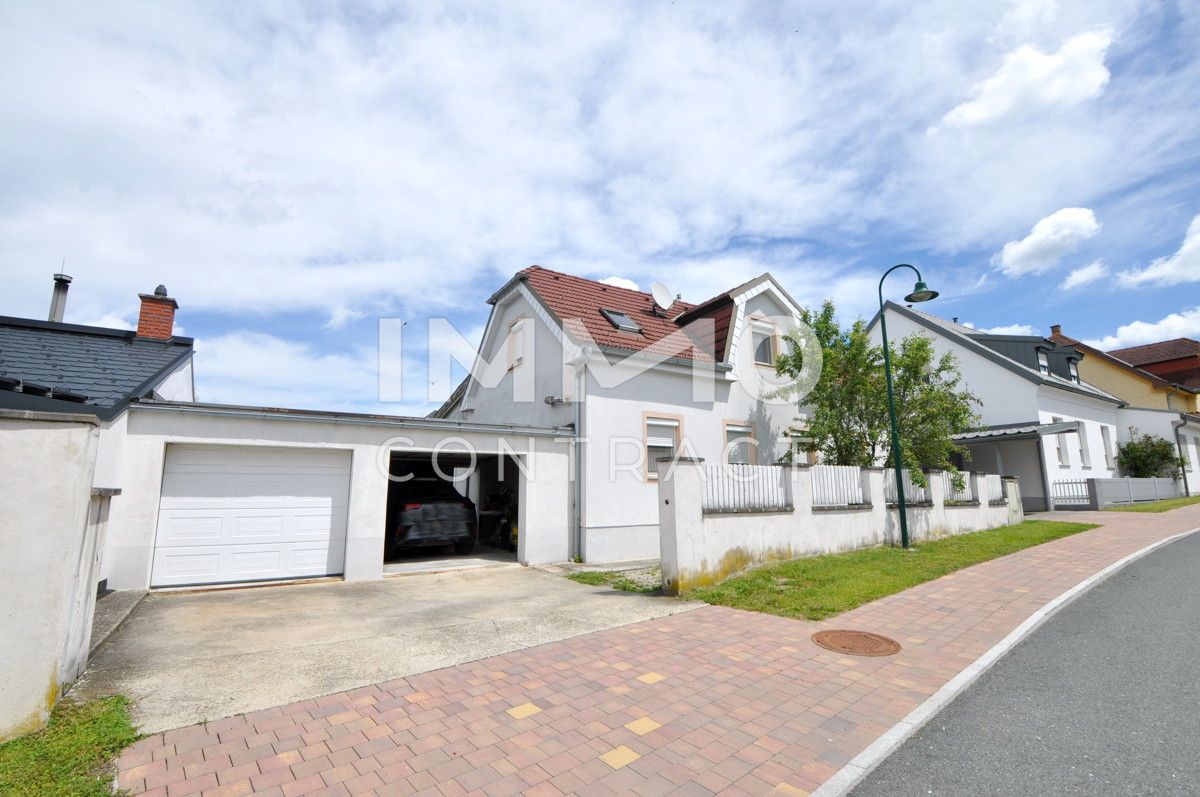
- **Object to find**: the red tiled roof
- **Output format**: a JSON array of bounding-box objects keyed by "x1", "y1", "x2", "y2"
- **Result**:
[
  {"x1": 1108, "y1": 338, "x2": 1200, "y2": 366},
  {"x1": 513, "y1": 266, "x2": 726, "y2": 362}
]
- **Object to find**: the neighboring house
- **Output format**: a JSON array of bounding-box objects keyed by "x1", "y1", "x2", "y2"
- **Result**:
[
  {"x1": 1108, "y1": 337, "x2": 1200, "y2": 392},
  {"x1": 440, "y1": 266, "x2": 805, "y2": 561},
  {"x1": 0, "y1": 282, "x2": 195, "y2": 419},
  {"x1": 868, "y1": 304, "x2": 1200, "y2": 507},
  {"x1": 1048, "y1": 326, "x2": 1199, "y2": 413},
  {"x1": 0, "y1": 277, "x2": 195, "y2": 590}
]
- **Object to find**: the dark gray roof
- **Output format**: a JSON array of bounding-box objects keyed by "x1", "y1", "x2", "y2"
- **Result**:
[
  {"x1": 870, "y1": 303, "x2": 1124, "y2": 405},
  {"x1": 0, "y1": 316, "x2": 193, "y2": 419}
]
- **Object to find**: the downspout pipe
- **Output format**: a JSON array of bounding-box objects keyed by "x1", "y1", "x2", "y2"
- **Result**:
[
  {"x1": 1173, "y1": 416, "x2": 1191, "y2": 497},
  {"x1": 573, "y1": 359, "x2": 586, "y2": 560}
]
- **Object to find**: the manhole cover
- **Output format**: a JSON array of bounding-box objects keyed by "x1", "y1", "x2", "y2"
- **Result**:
[{"x1": 811, "y1": 629, "x2": 901, "y2": 657}]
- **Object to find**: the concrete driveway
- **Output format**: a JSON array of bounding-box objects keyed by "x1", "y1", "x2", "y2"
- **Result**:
[{"x1": 75, "y1": 566, "x2": 699, "y2": 733}]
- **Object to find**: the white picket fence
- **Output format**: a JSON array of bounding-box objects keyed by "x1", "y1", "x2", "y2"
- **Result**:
[
  {"x1": 701, "y1": 464, "x2": 792, "y2": 513},
  {"x1": 941, "y1": 470, "x2": 974, "y2": 502},
  {"x1": 811, "y1": 465, "x2": 864, "y2": 507},
  {"x1": 1051, "y1": 479, "x2": 1090, "y2": 506},
  {"x1": 883, "y1": 469, "x2": 930, "y2": 504}
]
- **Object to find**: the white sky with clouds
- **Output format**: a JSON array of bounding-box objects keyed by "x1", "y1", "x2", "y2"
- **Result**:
[{"x1": 1, "y1": 1, "x2": 1198, "y2": 412}]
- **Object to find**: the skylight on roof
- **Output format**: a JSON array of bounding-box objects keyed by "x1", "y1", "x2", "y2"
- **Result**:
[{"x1": 600, "y1": 308, "x2": 641, "y2": 333}]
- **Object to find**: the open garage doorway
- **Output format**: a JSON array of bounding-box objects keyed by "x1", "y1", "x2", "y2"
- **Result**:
[{"x1": 383, "y1": 451, "x2": 521, "y2": 575}]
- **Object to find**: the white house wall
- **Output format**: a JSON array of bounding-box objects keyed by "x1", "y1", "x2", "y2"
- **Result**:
[
  {"x1": 1116, "y1": 406, "x2": 1200, "y2": 494},
  {"x1": 870, "y1": 310, "x2": 1041, "y2": 426},
  {"x1": 153, "y1": 358, "x2": 195, "y2": 402},
  {"x1": 1036, "y1": 386, "x2": 1121, "y2": 483}
]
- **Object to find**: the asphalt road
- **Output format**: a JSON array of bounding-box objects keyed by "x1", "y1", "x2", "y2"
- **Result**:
[{"x1": 852, "y1": 529, "x2": 1200, "y2": 797}]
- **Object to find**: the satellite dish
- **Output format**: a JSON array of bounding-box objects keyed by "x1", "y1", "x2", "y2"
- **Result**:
[{"x1": 651, "y1": 281, "x2": 674, "y2": 311}]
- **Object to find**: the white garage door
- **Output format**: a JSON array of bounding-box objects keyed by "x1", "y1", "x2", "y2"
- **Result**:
[{"x1": 151, "y1": 445, "x2": 351, "y2": 587}]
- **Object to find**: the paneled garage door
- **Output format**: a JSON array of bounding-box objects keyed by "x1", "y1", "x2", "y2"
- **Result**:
[{"x1": 151, "y1": 445, "x2": 351, "y2": 587}]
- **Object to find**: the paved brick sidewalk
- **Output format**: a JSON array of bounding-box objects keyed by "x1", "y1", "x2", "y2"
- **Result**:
[{"x1": 116, "y1": 508, "x2": 1199, "y2": 797}]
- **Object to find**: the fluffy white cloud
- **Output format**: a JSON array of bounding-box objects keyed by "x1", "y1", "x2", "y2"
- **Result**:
[
  {"x1": 941, "y1": 30, "x2": 1112, "y2": 128},
  {"x1": 1118, "y1": 215, "x2": 1200, "y2": 287},
  {"x1": 1061, "y1": 259, "x2": 1108, "y2": 290},
  {"x1": 1085, "y1": 306, "x2": 1200, "y2": 350},
  {"x1": 980, "y1": 323, "x2": 1038, "y2": 335},
  {"x1": 599, "y1": 276, "x2": 640, "y2": 292},
  {"x1": 996, "y1": 208, "x2": 1101, "y2": 277},
  {"x1": 193, "y1": 331, "x2": 429, "y2": 415}
]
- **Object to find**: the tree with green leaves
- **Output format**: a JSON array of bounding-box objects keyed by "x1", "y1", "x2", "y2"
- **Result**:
[
  {"x1": 773, "y1": 300, "x2": 980, "y2": 486},
  {"x1": 1116, "y1": 428, "x2": 1184, "y2": 478}
]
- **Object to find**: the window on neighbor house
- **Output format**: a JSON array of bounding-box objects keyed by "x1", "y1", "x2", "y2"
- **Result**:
[
  {"x1": 724, "y1": 423, "x2": 756, "y2": 464},
  {"x1": 1077, "y1": 422, "x2": 1091, "y2": 468},
  {"x1": 752, "y1": 319, "x2": 777, "y2": 366},
  {"x1": 507, "y1": 317, "x2": 527, "y2": 371},
  {"x1": 1100, "y1": 425, "x2": 1115, "y2": 469},
  {"x1": 1068, "y1": 360, "x2": 1080, "y2": 383},
  {"x1": 788, "y1": 432, "x2": 818, "y2": 465},
  {"x1": 600, "y1": 308, "x2": 641, "y2": 334},
  {"x1": 1037, "y1": 350, "x2": 1050, "y2": 375},
  {"x1": 1052, "y1": 416, "x2": 1070, "y2": 467},
  {"x1": 1182, "y1": 436, "x2": 1193, "y2": 469},
  {"x1": 644, "y1": 416, "x2": 681, "y2": 480}
]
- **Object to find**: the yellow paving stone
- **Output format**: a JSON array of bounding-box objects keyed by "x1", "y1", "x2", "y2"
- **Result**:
[
  {"x1": 600, "y1": 745, "x2": 641, "y2": 769},
  {"x1": 636, "y1": 671, "x2": 665, "y2": 684},
  {"x1": 768, "y1": 784, "x2": 810, "y2": 796},
  {"x1": 624, "y1": 717, "x2": 661, "y2": 735},
  {"x1": 612, "y1": 662, "x2": 633, "y2": 671},
  {"x1": 505, "y1": 702, "x2": 542, "y2": 719}
]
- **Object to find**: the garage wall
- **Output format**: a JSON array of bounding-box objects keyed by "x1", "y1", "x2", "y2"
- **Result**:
[
  {"x1": 102, "y1": 407, "x2": 571, "y2": 590},
  {"x1": 0, "y1": 410, "x2": 101, "y2": 741}
]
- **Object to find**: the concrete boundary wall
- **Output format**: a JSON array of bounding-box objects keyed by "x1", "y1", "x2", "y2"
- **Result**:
[
  {"x1": 0, "y1": 410, "x2": 103, "y2": 741},
  {"x1": 657, "y1": 460, "x2": 1022, "y2": 595}
]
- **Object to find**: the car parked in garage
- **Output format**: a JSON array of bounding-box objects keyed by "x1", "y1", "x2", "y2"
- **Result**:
[{"x1": 386, "y1": 477, "x2": 478, "y2": 557}]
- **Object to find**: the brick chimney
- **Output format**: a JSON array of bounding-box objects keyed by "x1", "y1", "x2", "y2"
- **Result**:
[
  {"x1": 1050, "y1": 324, "x2": 1062, "y2": 337},
  {"x1": 136, "y1": 285, "x2": 178, "y2": 340}
]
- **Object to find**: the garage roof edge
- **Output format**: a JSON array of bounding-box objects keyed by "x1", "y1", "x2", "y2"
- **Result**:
[{"x1": 131, "y1": 400, "x2": 576, "y2": 437}]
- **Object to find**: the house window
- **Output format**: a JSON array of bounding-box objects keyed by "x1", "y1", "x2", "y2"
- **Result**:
[
  {"x1": 1182, "y1": 435, "x2": 1193, "y2": 469},
  {"x1": 752, "y1": 319, "x2": 777, "y2": 366},
  {"x1": 600, "y1": 308, "x2": 641, "y2": 334},
  {"x1": 1052, "y1": 416, "x2": 1070, "y2": 467},
  {"x1": 1068, "y1": 360, "x2": 1080, "y2": 383},
  {"x1": 507, "y1": 317, "x2": 527, "y2": 371},
  {"x1": 1077, "y1": 422, "x2": 1091, "y2": 468},
  {"x1": 1037, "y1": 350, "x2": 1050, "y2": 375},
  {"x1": 724, "y1": 422, "x2": 756, "y2": 464},
  {"x1": 644, "y1": 415, "x2": 681, "y2": 480},
  {"x1": 1100, "y1": 425, "x2": 1115, "y2": 468}
]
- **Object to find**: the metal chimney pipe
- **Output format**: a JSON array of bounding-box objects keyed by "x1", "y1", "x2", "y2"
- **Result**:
[{"x1": 48, "y1": 273, "x2": 72, "y2": 323}]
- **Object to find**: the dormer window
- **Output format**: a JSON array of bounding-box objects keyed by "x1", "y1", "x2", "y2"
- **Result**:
[
  {"x1": 752, "y1": 319, "x2": 778, "y2": 366},
  {"x1": 600, "y1": 308, "x2": 641, "y2": 334},
  {"x1": 1068, "y1": 359, "x2": 1080, "y2": 383},
  {"x1": 1037, "y1": 350, "x2": 1050, "y2": 375}
]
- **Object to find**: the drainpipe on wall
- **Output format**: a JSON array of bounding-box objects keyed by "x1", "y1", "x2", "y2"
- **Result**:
[
  {"x1": 1173, "y1": 417, "x2": 1191, "y2": 497},
  {"x1": 572, "y1": 359, "x2": 587, "y2": 560}
]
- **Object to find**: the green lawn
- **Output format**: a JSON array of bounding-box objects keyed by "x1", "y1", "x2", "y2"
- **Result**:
[
  {"x1": 684, "y1": 520, "x2": 1097, "y2": 621},
  {"x1": 1105, "y1": 495, "x2": 1200, "y2": 513},
  {"x1": 566, "y1": 570, "x2": 660, "y2": 593},
  {"x1": 0, "y1": 697, "x2": 139, "y2": 797}
]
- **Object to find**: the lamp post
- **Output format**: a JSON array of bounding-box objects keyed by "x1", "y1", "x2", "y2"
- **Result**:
[{"x1": 878, "y1": 264, "x2": 939, "y2": 548}]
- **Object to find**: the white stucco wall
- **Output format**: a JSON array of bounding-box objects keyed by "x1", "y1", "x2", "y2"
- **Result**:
[
  {"x1": 1037, "y1": 387, "x2": 1122, "y2": 487},
  {"x1": 153, "y1": 357, "x2": 195, "y2": 402},
  {"x1": 658, "y1": 460, "x2": 1021, "y2": 594},
  {"x1": 101, "y1": 406, "x2": 571, "y2": 590},
  {"x1": 1116, "y1": 407, "x2": 1200, "y2": 494},
  {"x1": 0, "y1": 411, "x2": 101, "y2": 741}
]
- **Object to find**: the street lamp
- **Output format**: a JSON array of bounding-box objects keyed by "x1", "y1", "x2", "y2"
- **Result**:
[{"x1": 878, "y1": 264, "x2": 940, "y2": 548}]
